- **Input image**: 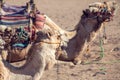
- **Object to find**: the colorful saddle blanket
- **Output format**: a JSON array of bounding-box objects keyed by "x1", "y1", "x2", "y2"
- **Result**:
[
  {"x1": 1, "y1": 3, "x2": 27, "y2": 16},
  {"x1": 0, "y1": 3, "x2": 36, "y2": 25},
  {"x1": 0, "y1": 3, "x2": 45, "y2": 48}
]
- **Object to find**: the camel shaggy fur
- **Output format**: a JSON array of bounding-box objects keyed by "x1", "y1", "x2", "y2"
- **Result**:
[{"x1": 0, "y1": 1, "x2": 117, "y2": 80}]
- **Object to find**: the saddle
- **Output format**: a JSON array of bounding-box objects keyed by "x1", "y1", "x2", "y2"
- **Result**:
[{"x1": 0, "y1": 0, "x2": 46, "y2": 62}]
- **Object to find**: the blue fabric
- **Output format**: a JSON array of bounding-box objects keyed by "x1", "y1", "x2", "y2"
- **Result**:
[
  {"x1": 12, "y1": 43, "x2": 28, "y2": 48},
  {"x1": 2, "y1": 3, "x2": 28, "y2": 16},
  {"x1": 12, "y1": 43, "x2": 26, "y2": 48},
  {"x1": 3, "y1": 4, "x2": 26, "y2": 12},
  {"x1": 0, "y1": 20, "x2": 29, "y2": 25}
]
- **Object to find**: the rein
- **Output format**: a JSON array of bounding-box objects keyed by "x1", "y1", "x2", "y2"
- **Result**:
[{"x1": 40, "y1": 40, "x2": 61, "y2": 44}]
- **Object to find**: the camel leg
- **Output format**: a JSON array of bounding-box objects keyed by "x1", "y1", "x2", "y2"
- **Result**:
[
  {"x1": 73, "y1": 40, "x2": 88, "y2": 65},
  {"x1": 73, "y1": 52, "x2": 84, "y2": 65}
]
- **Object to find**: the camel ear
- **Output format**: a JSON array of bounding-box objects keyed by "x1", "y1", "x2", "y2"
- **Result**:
[
  {"x1": 83, "y1": 10, "x2": 87, "y2": 16},
  {"x1": 83, "y1": 10, "x2": 89, "y2": 17},
  {"x1": 83, "y1": 10, "x2": 86, "y2": 14}
]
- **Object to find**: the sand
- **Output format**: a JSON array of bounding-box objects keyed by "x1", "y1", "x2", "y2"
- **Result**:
[{"x1": 6, "y1": 0, "x2": 120, "y2": 80}]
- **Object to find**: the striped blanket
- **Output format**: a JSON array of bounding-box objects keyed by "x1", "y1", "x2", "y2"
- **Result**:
[
  {"x1": 2, "y1": 3, "x2": 27, "y2": 16},
  {"x1": 0, "y1": 3, "x2": 30, "y2": 25},
  {"x1": 0, "y1": 3, "x2": 46, "y2": 55},
  {"x1": 0, "y1": 15, "x2": 29, "y2": 25}
]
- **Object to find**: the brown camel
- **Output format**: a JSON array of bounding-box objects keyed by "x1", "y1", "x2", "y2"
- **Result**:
[
  {"x1": 42, "y1": 1, "x2": 117, "y2": 65},
  {"x1": 59, "y1": 1, "x2": 117, "y2": 64}
]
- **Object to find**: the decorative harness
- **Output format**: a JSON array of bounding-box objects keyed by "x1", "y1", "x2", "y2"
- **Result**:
[
  {"x1": 0, "y1": 1, "x2": 46, "y2": 49},
  {"x1": 1, "y1": 14, "x2": 46, "y2": 48}
]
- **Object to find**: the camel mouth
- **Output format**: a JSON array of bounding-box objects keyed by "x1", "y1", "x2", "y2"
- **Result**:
[{"x1": 83, "y1": 1, "x2": 117, "y2": 21}]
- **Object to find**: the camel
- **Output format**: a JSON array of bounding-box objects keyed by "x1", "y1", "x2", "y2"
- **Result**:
[
  {"x1": 0, "y1": 20, "x2": 61, "y2": 80},
  {"x1": 56, "y1": 1, "x2": 118, "y2": 65},
  {"x1": 0, "y1": 1, "x2": 117, "y2": 80},
  {"x1": 44, "y1": 1, "x2": 117, "y2": 65}
]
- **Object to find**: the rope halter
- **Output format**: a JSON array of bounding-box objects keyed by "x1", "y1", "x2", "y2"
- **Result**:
[{"x1": 84, "y1": 1, "x2": 117, "y2": 22}]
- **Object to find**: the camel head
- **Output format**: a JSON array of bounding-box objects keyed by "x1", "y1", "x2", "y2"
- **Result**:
[{"x1": 83, "y1": 1, "x2": 117, "y2": 23}]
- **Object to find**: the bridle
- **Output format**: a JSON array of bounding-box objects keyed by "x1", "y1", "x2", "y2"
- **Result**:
[
  {"x1": 40, "y1": 40, "x2": 61, "y2": 44},
  {"x1": 85, "y1": 1, "x2": 115, "y2": 22},
  {"x1": 84, "y1": 7, "x2": 114, "y2": 25}
]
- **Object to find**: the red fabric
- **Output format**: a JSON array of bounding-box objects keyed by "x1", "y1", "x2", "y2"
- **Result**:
[
  {"x1": 0, "y1": 16, "x2": 27, "y2": 20},
  {"x1": 34, "y1": 14, "x2": 46, "y2": 30},
  {"x1": 20, "y1": 14, "x2": 46, "y2": 41},
  {"x1": 34, "y1": 21, "x2": 44, "y2": 30},
  {"x1": 35, "y1": 14, "x2": 46, "y2": 21}
]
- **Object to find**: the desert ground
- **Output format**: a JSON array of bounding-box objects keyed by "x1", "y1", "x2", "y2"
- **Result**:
[{"x1": 6, "y1": 0, "x2": 120, "y2": 80}]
